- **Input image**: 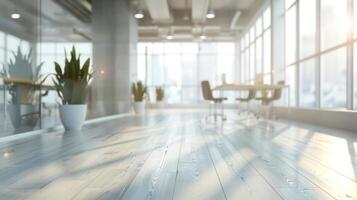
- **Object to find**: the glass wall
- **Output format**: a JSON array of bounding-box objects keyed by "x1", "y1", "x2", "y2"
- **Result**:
[
  {"x1": 299, "y1": 0, "x2": 316, "y2": 59},
  {"x1": 299, "y1": 58, "x2": 316, "y2": 107},
  {"x1": 137, "y1": 42, "x2": 236, "y2": 104},
  {"x1": 240, "y1": 7, "x2": 272, "y2": 84},
  {"x1": 285, "y1": 2, "x2": 297, "y2": 106},
  {"x1": 0, "y1": 0, "x2": 93, "y2": 137},
  {"x1": 283, "y1": 0, "x2": 352, "y2": 109},
  {"x1": 320, "y1": 0, "x2": 348, "y2": 51},
  {"x1": 240, "y1": 0, "x2": 357, "y2": 111},
  {"x1": 321, "y1": 47, "x2": 347, "y2": 108}
]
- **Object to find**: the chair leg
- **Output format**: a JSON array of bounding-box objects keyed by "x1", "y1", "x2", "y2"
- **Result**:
[
  {"x1": 247, "y1": 101, "x2": 250, "y2": 116},
  {"x1": 221, "y1": 102, "x2": 226, "y2": 121},
  {"x1": 214, "y1": 102, "x2": 217, "y2": 121},
  {"x1": 267, "y1": 104, "x2": 272, "y2": 120},
  {"x1": 208, "y1": 103, "x2": 212, "y2": 116},
  {"x1": 206, "y1": 103, "x2": 212, "y2": 121}
]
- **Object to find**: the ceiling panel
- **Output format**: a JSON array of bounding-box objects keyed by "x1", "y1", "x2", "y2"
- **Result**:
[{"x1": 145, "y1": 0, "x2": 172, "y2": 23}]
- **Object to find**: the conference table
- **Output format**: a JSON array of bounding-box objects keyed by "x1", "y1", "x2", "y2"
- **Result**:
[
  {"x1": 213, "y1": 83, "x2": 288, "y2": 91},
  {"x1": 212, "y1": 83, "x2": 291, "y2": 118}
]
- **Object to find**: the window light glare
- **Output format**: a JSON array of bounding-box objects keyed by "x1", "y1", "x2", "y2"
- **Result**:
[
  {"x1": 206, "y1": 8, "x2": 215, "y2": 19},
  {"x1": 134, "y1": 9, "x2": 144, "y2": 19},
  {"x1": 166, "y1": 35, "x2": 173, "y2": 40},
  {"x1": 11, "y1": 13, "x2": 21, "y2": 19}
]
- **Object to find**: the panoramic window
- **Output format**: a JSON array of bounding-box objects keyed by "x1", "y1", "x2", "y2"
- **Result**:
[
  {"x1": 286, "y1": 65, "x2": 297, "y2": 106},
  {"x1": 256, "y1": 37, "x2": 263, "y2": 74},
  {"x1": 256, "y1": 18, "x2": 262, "y2": 36},
  {"x1": 285, "y1": 4, "x2": 297, "y2": 65},
  {"x1": 240, "y1": 6, "x2": 271, "y2": 84},
  {"x1": 250, "y1": 44, "x2": 255, "y2": 80},
  {"x1": 137, "y1": 42, "x2": 236, "y2": 104},
  {"x1": 285, "y1": 0, "x2": 296, "y2": 9},
  {"x1": 263, "y1": 8, "x2": 271, "y2": 29},
  {"x1": 299, "y1": 0, "x2": 316, "y2": 59},
  {"x1": 299, "y1": 59, "x2": 316, "y2": 108},
  {"x1": 263, "y1": 29, "x2": 271, "y2": 75},
  {"x1": 320, "y1": 0, "x2": 348, "y2": 50},
  {"x1": 279, "y1": 0, "x2": 356, "y2": 110},
  {"x1": 321, "y1": 47, "x2": 347, "y2": 108}
]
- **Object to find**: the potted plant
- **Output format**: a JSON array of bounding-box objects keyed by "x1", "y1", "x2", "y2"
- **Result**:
[
  {"x1": 132, "y1": 81, "x2": 147, "y2": 114},
  {"x1": 52, "y1": 46, "x2": 94, "y2": 131},
  {"x1": 2, "y1": 47, "x2": 44, "y2": 128},
  {"x1": 155, "y1": 86, "x2": 165, "y2": 108}
]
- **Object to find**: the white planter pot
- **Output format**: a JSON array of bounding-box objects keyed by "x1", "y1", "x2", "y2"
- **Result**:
[
  {"x1": 59, "y1": 104, "x2": 87, "y2": 131},
  {"x1": 156, "y1": 101, "x2": 164, "y2": 108},
  {"x1": 7, "y1": 104, "x2": 21, "y2": 129},
  {"x1": 133, "y1": 102, "x2": 145, "y2": 114}
]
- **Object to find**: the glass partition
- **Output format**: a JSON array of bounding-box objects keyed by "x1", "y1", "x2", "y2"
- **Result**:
[{"x1": 0, "y1": 0, "x2": 93, "y2": 137}]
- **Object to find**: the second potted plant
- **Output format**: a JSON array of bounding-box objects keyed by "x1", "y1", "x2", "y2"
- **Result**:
[
  {"x1": 155, "y1": 86, "x2": 165, "y2": 108},
  {"x1": 52, "y1": 46, "x2": 94, "y2": 131},
  {"x1": 2, "y1": 47, "x2": 44, "y2": 129},
  {"x1": 132, "y1": 81, "x2": 147, "y2": 114}
]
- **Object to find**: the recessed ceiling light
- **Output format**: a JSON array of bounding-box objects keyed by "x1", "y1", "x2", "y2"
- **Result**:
[
  {"x1": 11, "y1": 13, "x2": 21, "y2": 19},
  {"x1": 200, "y1": 35, "x2": 207, "y2": 40},
  {"x1": 206, "y1": 8, "x2": 215, "y2": 19},
  {"x1": 134, "y1": 9, "x2": 144, "y2": 19},
  {"x1": 166, "y1": 34, "x2": 173, "y2": 40}
]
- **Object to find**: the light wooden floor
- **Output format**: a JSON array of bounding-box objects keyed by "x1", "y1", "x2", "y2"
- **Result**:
[{"x1": 0, "y1": 110, "x2": 356, "y2": 200}]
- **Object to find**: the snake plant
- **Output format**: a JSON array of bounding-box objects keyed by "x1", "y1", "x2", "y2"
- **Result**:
[
  {"x1": 5, "y1": 47, "x2": 43, "y2": 80},
  {"x1": 132, "y1": 81, "x2": 147, "y2": 102},
  {"x1": 155, "y1": 86, "x2": 164, "y2": 101},
  {"x1": 2, "y1": 47, "x2": 44, "y2": 104},
  {"x1": 53, "y1": 46, "x2": 94, "y2": 104}
]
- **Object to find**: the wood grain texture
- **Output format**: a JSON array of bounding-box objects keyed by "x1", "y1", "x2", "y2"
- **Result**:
[{"x1": 0, "y1": 110, "x2": 356, "y2": 200}]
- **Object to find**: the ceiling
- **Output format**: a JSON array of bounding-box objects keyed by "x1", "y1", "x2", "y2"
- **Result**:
[
  {"x1": 0, "y1": 0, "x2": 91, "y2": 42},
  {"x1": 134, "y1": 0, "x2": 264, "y2": 41},
  {"x1": 0, "y1": 0, "x2": 264, "y2": 43}
]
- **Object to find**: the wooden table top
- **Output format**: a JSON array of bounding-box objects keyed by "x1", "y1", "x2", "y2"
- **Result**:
[
  {"x1": 213, "y1": 83, "x2": 289, "y2": 91},
  {"x1": 2, "y1": 77, "x2": 55, "y2": 90}
]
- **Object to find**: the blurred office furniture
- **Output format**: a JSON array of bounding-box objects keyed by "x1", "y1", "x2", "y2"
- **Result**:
[{"x1": 201, "y1": 80, "x2": 227, "y2": 121}]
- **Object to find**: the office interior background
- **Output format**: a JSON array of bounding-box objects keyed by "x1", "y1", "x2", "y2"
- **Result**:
[
  {"x1": 1, "y1": 0, "x2": 357, "y2": 199},
  {"x1": 1, "y1": 0, "x2": 357, "y2": 137}
]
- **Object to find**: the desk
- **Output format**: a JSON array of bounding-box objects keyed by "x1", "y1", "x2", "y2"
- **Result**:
[
  {"x1": 213, "y1": 83, "x2": 288, "y2": 91},
  {"x1": 2, "y1": 77, "x2": 56, "y2": 128}
]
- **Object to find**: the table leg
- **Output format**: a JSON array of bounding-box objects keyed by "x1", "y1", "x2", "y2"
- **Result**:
[
  {"x1": 221, "y1": 102, "x2": 226, "y2": 121},
  {"x1": 287, "y1": 86, "x2": 291, "y2": 121}
]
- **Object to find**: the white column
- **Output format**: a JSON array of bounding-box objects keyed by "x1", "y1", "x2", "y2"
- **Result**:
[{"x1": 90, "y1": 0, "x2": 138, "y2": 117}]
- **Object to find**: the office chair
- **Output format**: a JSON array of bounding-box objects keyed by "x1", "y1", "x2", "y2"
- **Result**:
[
  {"x1": 201, "y1": 80, "x2": 227, "y2": 121},
  {"x1": 236, "y1": 89, "x2": 256, "y2": 115},
  {"x1": 256, "y1": 81, "x2": 285, "y2": 119}
]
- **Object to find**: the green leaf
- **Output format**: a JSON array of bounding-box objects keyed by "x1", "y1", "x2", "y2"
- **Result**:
[
  {"x1": 81, "y1": 58, "x2": 90, "y2": 79},
  {"x1": 50, "y1": 46, "x2": 94, "y2": 104},
  {"x1": 54, "y1": 62, "x2": 62, "y2": 75}
]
